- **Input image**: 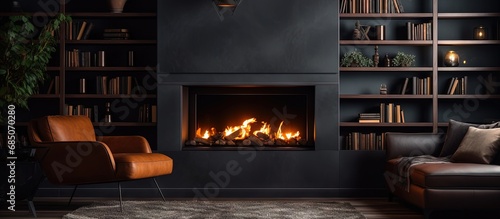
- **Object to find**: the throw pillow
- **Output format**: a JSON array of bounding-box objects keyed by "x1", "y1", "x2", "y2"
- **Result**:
[
  {"x1": 440, "y1": 119, "x2": 500, "y2": 157},
  {"x1": 451, "y1": 126, "x2": 500, "y2": 164}
]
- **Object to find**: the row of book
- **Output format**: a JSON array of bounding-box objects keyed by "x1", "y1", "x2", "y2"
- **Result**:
[
  {"x1": 65, "y1": 104, "x2": 157, "y2": 123},
  {"x1": 359, "y1": 103, "x2": 405, "y2": 123},
  {"x1": 66, "y1": 21, "x2": 94, "y2": 40},
  {"x1": 95, "y1": 76, "x2": 139, "y2": 95},
  {"x1": 446, "y1": 76, "x2": 467, "y2": 95},
  {"x1": 66, "y1": 49, "x2": 106, "y2": 67},
  {"x1": 103, "y1": 28, "x2": 130, "y2": 40},
  {"x1": 407, "y1": 22, "x2": 432, "y2": 40},
  {"x1": 345, "y1": 132, "x2": 386, "y2": 150},
  {"x1": 400, "y1": 76, "x2": 432, "y2": 95},
  {"x1": 340, "y1": 0, "x2": 404, "y2": 14}
]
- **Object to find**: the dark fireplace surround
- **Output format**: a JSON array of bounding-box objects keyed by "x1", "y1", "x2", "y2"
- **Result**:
[{"x1": 156, "y1": 0, "x2": 342, "y2": 197}]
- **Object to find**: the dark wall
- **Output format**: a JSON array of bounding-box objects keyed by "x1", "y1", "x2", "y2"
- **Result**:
[{"x1": 158, "y1": 0, "x2": 338, "y2": 73}]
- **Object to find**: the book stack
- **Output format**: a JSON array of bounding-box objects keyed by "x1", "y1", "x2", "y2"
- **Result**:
[
  {"x1": 65, "y1": 50, "x2": 105, "y2": 67},
  {"x1": 406, "y1": 21, "x2": 432, "y2": 40},
  {"x1": 66, "y1": 21, "x2": 94, "y2": 40},
  {"x1": 345, "y1": 132, "x2": 386, "y2": 150},
  {"x1": 46, "y1": 76, "x2": 60, "y2": 94},
  {"x1": 96, "y1": 76, "x2": 138, "y2": 95},
  {"x1": 400, "y1": 76, "x2": 432, "y2": 95},
  {"x1": 138, "y1": 104, "x2": 157, "y2": 123},
  {"x1": 103, "y1": 28, "x2": 130, "y2": 40},
  {"x1": 65, "y1": 104, "x2": 93, "y2": 120},
  {"x1": 446, "y1": 76, "x2": 467, "y2": 95},
  {"x1": 358, "y1": 113, "x2": 381, "y2": 123}
]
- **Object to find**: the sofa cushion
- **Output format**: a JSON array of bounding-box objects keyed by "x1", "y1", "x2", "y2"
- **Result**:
[
  {"x1": 440, "y1": 120, "x2": 500, "y2": 157},
  {"x1": 451, "y1": 127, "x2": 500, "y2": 164},
  {"x1": 410, "y1": 163, "x2": 500, "y2": 188}
]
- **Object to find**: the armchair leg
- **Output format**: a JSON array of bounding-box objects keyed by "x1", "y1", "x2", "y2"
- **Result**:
[
  {"x1": 118, "y1": 182, "x2": 123, "y2": 212},
  {"x1": 153, "y1": 178, "x2": 166, "y2": 202},
  {"x1": 68, "y1": 185, "x2": 78, "y2": 206}
]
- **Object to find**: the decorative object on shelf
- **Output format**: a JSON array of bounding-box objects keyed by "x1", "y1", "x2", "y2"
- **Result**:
[
  {"x1": 0, "y1": 14, "x2": 70, "y2": 123},
  {"x1": 473, "y1": 26, "x2": 487, "y2": 40},
  {"x1": 391, "y1": 52, "x2": 416, "y2": 67},
  {"x1": 212, "y1": 0, "x2": 243, "y2": 21},
  {"x1": 340, "y1": 49, "x2": 374, "y2": 67},
  {"x1": 373, "y1": 46, "x2": 380, "y2": 67},
  {"x1": 353, "y1": 21, "x2": 370, "y2": 40},
  {"x1": 375, "y1": 25, "x2": 385, "y2": 40},
  {"x1": 104, "y1": 102, "x2": 112, "y2": 123},
  {"x1": 380, "y1": 84, "x2": 387, "y2": 95},
  {"x1": 383, "y1": 54, "x2": 391, "y2": 67},
  {"x1": 108, "y1": 0, "x2": 127, "y2": 13},
  {"x1": 444, "y1": 50, "x2": 460, "y2": 67}
]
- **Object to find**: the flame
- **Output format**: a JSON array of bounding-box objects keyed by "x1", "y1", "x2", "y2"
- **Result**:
[
  {"x1": 276, "y1": 121, "x2": 300, "y2": 140},
  {"x1": 196, "y1": 128, "x2": 211, "y2": 139},
  {"x1": 224, "y1": 118, "x2": 257, "y2": 140},
  {"x1": 253, "y1": 122, "x2": 271, "y2": 136}
]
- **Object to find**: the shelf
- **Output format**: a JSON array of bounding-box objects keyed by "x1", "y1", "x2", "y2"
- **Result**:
[
  {"x1": 340, "y1": 122, "x2": 433, "y2": 127},
  {"x1": 67, "y1": 12, "x2": 156, "y2": 18},
  {"x1": 65, "y1": 67, "x2": 157, "y2": 71},
  {"x1": 66, "y1": 40, "x2": 157, "y2": 44},
  {"x1": 66, "y1": 94, "x2": 156, "y2": 98},
  {"x1": 438, "y1": 67, "x2": 500, "y2": 71},
  {"x1": 340, "y1": 67, "x2": 433, "y2": 71},
  {"x1": 46, "y1": 67, "x2": 61, "y2": 71},
  {"x1": 438, "y1": 40, "x2": 500, "y2": 45},
  {"x1": 340, "y1": 13, "x2": 433, "y2": 19},
  {"x1": 438, "y1": 13, "x2": 500, "y2": 18},
  {"x1": 438, "y1": 95, "x2": 500, "y2": 99},
  {"x1": 92, "y1": 122, "x2": 157, "y2": 127},
  {"x1": 340, "y1": 40, "x2": 432, "y2": 45},
  {"x1": 340, "y1": 94, "x2": 432, "y2": 99}
]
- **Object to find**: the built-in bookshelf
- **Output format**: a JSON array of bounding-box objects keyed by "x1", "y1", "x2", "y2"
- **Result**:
[
  {"x1": 339, "y1": 0, "x2": 500, "y2": 150},
  {"x1": 0, "y1": 0, "x2": 158, "y2": 149}
]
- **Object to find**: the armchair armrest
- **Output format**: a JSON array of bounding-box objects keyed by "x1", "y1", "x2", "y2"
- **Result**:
[
  {"x1": 385, "y1": 132, "x2": 445, "y2": 160},
  {"x1": 34, "y1": 141, "x2": 117, "y2": 185},
  {"x1": 99, "y1": 136, "x2": 152, "y2": 154}
]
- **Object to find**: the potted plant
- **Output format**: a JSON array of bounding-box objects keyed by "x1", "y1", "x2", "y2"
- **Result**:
[
  {"x1": 0, "y1": 14, "x2": 70, "y2": 123},
  {"x1": 340, "y1": 49, "x2": 374, "y2": 67},
  {"x1": 391, "y1": 51, "x2": 416, "y2": 67}
]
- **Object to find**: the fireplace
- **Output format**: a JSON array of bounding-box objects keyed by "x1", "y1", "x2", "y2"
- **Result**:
[{"x1": 185, "y1": 86, "x2": 315, "y2": 149}]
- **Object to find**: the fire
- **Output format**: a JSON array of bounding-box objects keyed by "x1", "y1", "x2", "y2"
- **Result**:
[{"x1": 192, "y1": 117, "x2": 304, "y2": 146}]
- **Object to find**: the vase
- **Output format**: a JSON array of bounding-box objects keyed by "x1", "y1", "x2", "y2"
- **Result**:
[
  {"x1": 444, "y1": 51, "x2": 459, "y2": 67},
  {"x1": 108, "y1": 0, "x2": 127, "y2": 13}
]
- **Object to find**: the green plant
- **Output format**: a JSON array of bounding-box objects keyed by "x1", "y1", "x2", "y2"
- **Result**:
[
  {"x1": 340, "y1": 49, "x2": 374, "y2": 67},
  {"x1": 391, "y1": 51, "x2": 416, "y2": 67},
  {"x1": 0, "y1": 14, "x2": 70, "y2": 123}
]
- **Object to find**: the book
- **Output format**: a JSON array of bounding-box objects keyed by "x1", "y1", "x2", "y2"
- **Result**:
[
  {"x1": 446, "y1": 77, "x2": 456, "y2": 94},
  {"x1": 82, "y1": 22, "x2": 94, "y2": 40},
  {"x1": 104, "y1": 28, "x2": 129, "y2": 33},
  {"x1": 395, "y1": 104, "x2": 401, "y2": 123},
  {"x1": 46, "y1": 78, "x2": 55, "y2": 94},
  {"x1": 151, "y1": 105, "x2": 157, "y2": 123},
  {"x1": 76, "y1": 21, "x2": 87, "y2": 40},
  {"x1": 401, "y1": 77, "x2": 409, "y2": 94},
  {"x1": 449, "y1": 77, "x2": 459, "y2": 95}
]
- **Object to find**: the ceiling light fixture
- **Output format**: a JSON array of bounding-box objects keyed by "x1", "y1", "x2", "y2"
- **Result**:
[{"x1": 212, "y1": 0, "x2": 243, "y2": 21}]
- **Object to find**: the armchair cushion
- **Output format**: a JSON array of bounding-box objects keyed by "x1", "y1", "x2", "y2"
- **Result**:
[
  {"x1": 37, "y1": 115, "x2": 96, "y2": 142},
  {"x1": 114, "y1": 153, "x2": 173, "y2": 180}
]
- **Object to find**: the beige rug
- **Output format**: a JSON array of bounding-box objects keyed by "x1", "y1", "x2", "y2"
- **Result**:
[{"x1": 63, "y1": 200, "x2": 366, "y2": 219}]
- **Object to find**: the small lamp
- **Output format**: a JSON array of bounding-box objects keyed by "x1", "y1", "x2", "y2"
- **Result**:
[
  {"x1": 444, "y1": 51, "x2": 459, "y2": 67},
  {"x1": 473, "y1": 26, "x2": 487, "y2": 40}
]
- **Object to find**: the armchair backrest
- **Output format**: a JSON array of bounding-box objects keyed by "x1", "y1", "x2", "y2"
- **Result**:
[{"x1": 29, "y1": 115, "x2": 96, "y2": 143}]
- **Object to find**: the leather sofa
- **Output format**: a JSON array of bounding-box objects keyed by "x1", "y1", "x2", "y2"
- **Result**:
[{"x1": 384, "y1": 132, "x2": 500, "y2": 218}]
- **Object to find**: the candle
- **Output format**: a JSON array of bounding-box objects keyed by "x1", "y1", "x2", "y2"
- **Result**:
[{"x1": 473, "y1": 26, "x2": 487, "y2": 40}]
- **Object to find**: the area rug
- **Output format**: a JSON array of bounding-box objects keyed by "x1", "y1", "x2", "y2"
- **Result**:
[{"x1": 63, "y1": 200, "x2": 366, "y2": 219}]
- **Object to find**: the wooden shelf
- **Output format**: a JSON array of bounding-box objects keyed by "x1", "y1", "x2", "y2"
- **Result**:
[
  {"x1": 340, "y1": 122, "x2": 433, "y2": 127},
  {"x1": 66, "y1": 40, "x2": 156, "y2": 44},
  {"x1": 30, "y1": 94, "x2": 61, "y2": 99},
  {"x1": 438, "y1": 13, "x2": 500, "y2": 18},
  {"x1": 340, "y1": 13, "x2": 433, "y2": 19},
  {"x1": 438, "y1": 95, "x2": 500, "y2": 99},
  {"x1": 438, "y1": 67, "x2": 500, "y2": 71},
  {"x1": 65, "y1": 67, "x2": 157, "y2": 71},
  {"x1": 340, "y1": 67, "x2": 433, "y2": 71},
  {"x1": 66, "y1": 94, "x2": 156, "y2": 98},
  {"x1": 67, "y1": 12, "x2": 156, "y2": 18},
  {"x1": 340, "y1": 94, "x2": 432, "y2": 99},
  {"x1": 340, "y1": 40, "x2": 432, "y2": 45},
  {"x1": 92, "y1": 122, "x2": 157, "y2": 127},
  {"x1": 438, "y1": 40, "x2": 500, "y2": 45}
]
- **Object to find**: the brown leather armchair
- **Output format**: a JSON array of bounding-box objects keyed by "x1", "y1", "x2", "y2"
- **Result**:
[{"x1": 27, "y1": 115, "x2": 173, "y2": 210}]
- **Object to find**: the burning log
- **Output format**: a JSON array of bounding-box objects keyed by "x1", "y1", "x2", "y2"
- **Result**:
[
  {"x1": 226, "y1": 140, "x2": 236, "y2": 146},
  {"x1": 288, "y1": 138, "x2": 297, "y2": 145},
  {"x1": 256, "y1": 132, "x2": 270, "y2": 140},
  {"x1": 298, "y1": 139, "x2": 308, "y2": 145},
  {"x1": 242, "y1": 139, "x2": 252, "y2": 146},
  {"x1": 215, "y1": 139, "x2": 226, "y2": 145},
  {"x1": 185, "y1": 140, "x2": 197, "y2": 146},
  {"x1": 194, "y1": 137, "x2": 211, "y2": 145},
  {"x1": 225, "y1": 129, "x2": 242, "y2": 141},
  {"x1": 275, "y1": 138, "x2": 286, "y2": 146},
  {"x1": 248, "y1": 135, "x2": 264, "y2": 146},
  {"x1": 263, "y1": 139, "x2": 274, "y2": 145}
]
